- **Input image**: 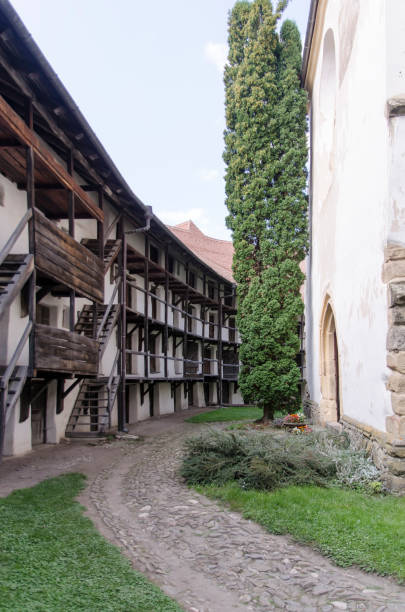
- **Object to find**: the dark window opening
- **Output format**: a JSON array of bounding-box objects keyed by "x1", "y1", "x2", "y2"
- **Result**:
[
  {"x1": 37, "y1": 304, "x2": 50, "y2": 326},
  {"x1": 150, "y1": 244, "x2": 159, "y2": 264},
  {"x1": 203, "y1": 347, "x2": 211, "y2": 374},
  {"x1": 229, "y1": 316, "x2": 236, "y2": 342}
]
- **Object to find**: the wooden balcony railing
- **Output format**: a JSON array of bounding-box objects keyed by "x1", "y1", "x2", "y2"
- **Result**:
[
  {"x1": 223, "y1": 364, "x2": 239, "y2": 380},
  {"x1": 34, "y1": 208, "x2": 104, "y2": 303},
  {"x1": 34, "y1": 324, "x2": 98, "y2": 376}
]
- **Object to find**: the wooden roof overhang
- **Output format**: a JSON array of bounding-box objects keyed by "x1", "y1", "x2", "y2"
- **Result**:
[
  {"x1": 0, "y1": 94, "x2": 102, "y2": 220},
  {"x1": 0, "y1": 0, "x2": 235, "y2": 288},
  {"x1": 126, "y1": 243, "x2": 220, "y2": 308}
]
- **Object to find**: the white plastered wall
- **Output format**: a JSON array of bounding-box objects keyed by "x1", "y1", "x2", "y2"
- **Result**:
[{"x1": 306, "y1": 0, "x2": 395, "y2": 430}]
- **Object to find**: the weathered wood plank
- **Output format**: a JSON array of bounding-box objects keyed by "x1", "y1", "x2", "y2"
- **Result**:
[
  {"x1": 35, "y1": 229, "x2": 103, "y2": 286},
  {"x1": 35, "y1": 252, "x2": 103, "y2": 303},
  {"x1": 34, "y1": 324, "x2": 98, "y2": 375},
  {"x1": 34, "y1": 208, "x2": 103, "y2": 276},
  {"x1": 0, "y1": 94, "x2": 104, "y2": 222},
  {"x1": 33, "y1": 209, "x2": 104, "y2": 303}
]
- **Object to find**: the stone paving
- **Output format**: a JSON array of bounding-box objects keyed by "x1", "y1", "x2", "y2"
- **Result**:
[{"x1": 86, "y1": 420, "x2": 405, "y2": 612}]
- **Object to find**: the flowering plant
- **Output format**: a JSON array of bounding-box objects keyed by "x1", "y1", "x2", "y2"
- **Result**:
[
  {"x1": 291, "y1": 425, "x2": 312, "y2": 434},
  {"x1": 283, "y1": 412, "x2": 306, "y2": 424}
]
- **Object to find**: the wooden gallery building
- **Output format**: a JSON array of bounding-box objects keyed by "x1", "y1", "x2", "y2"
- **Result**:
[{"x1": 0, "y1": 1, "x2": 241, "y2": 456}]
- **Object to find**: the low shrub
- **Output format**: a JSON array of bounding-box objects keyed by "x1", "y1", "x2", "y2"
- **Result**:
[
  {"x1": 311, "y1": 429, "x2": 381, "y2": 489},
  {"x1": 181, "y1": 429, "x2": 381, "y2": 492},
  {"x1": 181, "y1": 430, "x2": 336, "y2": 490}
]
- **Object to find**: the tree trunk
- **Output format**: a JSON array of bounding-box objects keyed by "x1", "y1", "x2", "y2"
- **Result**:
[{"x1": 255, "y1": 403, "x2": 275, "y2": 424}]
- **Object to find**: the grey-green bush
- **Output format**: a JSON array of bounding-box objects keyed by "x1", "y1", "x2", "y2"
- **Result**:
[
  {"x1": 181, "y1": 430, "x2": 336, "y2": 490},
  {"x1": 181, "y1": 429, "x2": 381, "y2": 492}
]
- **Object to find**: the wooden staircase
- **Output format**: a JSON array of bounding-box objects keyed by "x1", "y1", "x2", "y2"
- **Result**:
[
  {"x1": 0, "y1": 365, "x2": 29, "y2": 416},
  {"x1": 81, "y1": 238, "x2": 121, "y2": 273},
  {"x1": 65, "y1": 376, "x2": 120, "y2": 437},
  {"x1": 75, "y1": 304, "x2": 120, "y2": 355},
  {"x1": 0, "y1": 254, "x2": 34, "y2": 321}
]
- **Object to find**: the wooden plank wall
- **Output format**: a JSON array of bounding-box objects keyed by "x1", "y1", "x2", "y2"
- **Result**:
[
  {"x1": 34, "y1": 208, "x2": 104, "y2": 303},
  {"x1": 34, "y1": 324, "x2": 98, "y2": 375}
]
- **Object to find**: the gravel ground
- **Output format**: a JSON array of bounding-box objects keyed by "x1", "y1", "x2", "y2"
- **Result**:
[{"x1": 1, "y1": 409, "x2": 405, "y2": 612}]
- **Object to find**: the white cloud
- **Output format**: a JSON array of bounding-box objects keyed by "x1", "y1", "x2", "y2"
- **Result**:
[
  {"x1": 204, "y1": 41, "x2": 228, "y2": 73},
  {"x1": 199, "y1": 168, "x2": 220, "y2": 183},
  {"x1": 156, "y1": 207, "x2": 209, "y2": 228}
]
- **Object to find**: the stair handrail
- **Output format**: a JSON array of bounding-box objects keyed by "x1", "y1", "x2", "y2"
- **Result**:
[
  {"x1": 0, "y1": 208, "x2": 33, "y2": 268},
  {"x1": 96, "y1": 277, "x2": 121, "y2": 341},
  {"x1": 104, "y1": 212, "x2": 122, "y2": 247},
  {"x1": 107, "y1": 349, "x2": 120, "y2": 396},
  {"x1": 106, "y1": 349, "x2": 120, "y2": 430},
  {"x1": 0, "y1": 320, "x2": 32, "y2": 390}
]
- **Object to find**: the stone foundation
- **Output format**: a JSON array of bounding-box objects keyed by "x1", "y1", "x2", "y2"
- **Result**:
[
  {"x1": 381, "y1": 242, "x2": 405, "y2": 491},
  {"x1": 306, "y1": 399, "x2": 405, "y2": 494},
  {"x1": 341, "y1": 415, "x2": 405, "y2": 494}
]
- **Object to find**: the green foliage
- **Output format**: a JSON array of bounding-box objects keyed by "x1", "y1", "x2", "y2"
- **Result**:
[
  {"x1": 0, "y1": 474, "x2": 182, "y2": 611},
  {"x1": 182, "y1": 430, "x2": 337, "y2": 490},
  {"x1": 182, "y1": 429, "x2": 382, "y2": 493},
  {"x1": 197, "y1": 483, "x2": 405, "y2": 582},
  {"x1": 186, "y1": 405, "x2": 261, "y2": 423},
  {"x1": 223, "y1": 1, "x2": 308, "y2": 419}
]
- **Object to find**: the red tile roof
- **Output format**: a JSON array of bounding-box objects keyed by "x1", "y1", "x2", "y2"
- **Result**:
[{"x1": 167, "y1": 220, "x2": 235, "y2": 283}]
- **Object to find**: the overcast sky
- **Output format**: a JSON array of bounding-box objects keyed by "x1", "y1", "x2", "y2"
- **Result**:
[{"x1": 10, "y1": 0, "x2": 311, "y2": 239}]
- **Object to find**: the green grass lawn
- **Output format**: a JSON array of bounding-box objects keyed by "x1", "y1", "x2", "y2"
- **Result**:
[
  {"x1": 196, "y1": 482, "x2": 405, "y2": 582},
  {"x1": 186, "y1": 405, "x2": 262, "y2": 423},
  {"x1": 0, "y1": 473, "x2": 182, "y2": 612}
]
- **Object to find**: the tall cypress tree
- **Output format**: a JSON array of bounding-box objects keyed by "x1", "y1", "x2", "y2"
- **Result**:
[{"x1": 224, "y1": 1, "x2": 308, "y2": 421}]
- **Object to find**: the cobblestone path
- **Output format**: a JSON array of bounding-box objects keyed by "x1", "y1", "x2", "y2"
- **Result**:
[{"x1": 87, "y1": 422, "x2": 405, "y2": 612}]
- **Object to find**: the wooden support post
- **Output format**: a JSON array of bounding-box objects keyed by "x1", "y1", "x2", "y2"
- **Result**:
[
  {"x1": 26, "y1": 142, "x2": 36, "y2": 377},
  {"x1": 218, "y1": 282, "x2": 223, "y2": 406},
  {"x1": 117, "y1": 219, "x2": 127, "y2": 431},
  {"x1": 120, "y1": 231, "x2": 127, "y2": 430},
  {"x1": 164, "y1": 245, "x2": 169, "y2": 378},
  {"x1": 144, "y1": 235, "x2": 149, "y2": 379},
  {"x1": 202, "y1": 274, "x2": 206, "y2": 341},
  {"x1": 0, "y1": 388, "x2": 6, "y2": 459},
  {"x1": 67, "y1": 151, "x2": 75, "y2": 332},
  {"x1": 183, "y1": 262, "x2": 189, "y2": 380},
  {"x1": 97, "y1": 187, "x2": 104, "y2": 262}
]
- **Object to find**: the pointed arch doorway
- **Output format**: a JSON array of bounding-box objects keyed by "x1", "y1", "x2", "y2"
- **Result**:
[{"x1": 320, "y1": 300, "x2": 341, "y2": 423}]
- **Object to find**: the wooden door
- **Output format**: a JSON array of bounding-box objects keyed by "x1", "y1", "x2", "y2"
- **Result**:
[
  {"x1": 31, "y1": 385, "x2": 47, "y2": 445},
  {"x1": 222, "y1": 381, "x2": 230, "y2": 405},
  {"x1": 149, "y1": 384, "x2": 154, "y2": 417}
]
